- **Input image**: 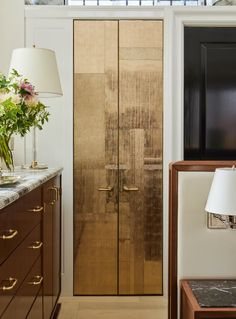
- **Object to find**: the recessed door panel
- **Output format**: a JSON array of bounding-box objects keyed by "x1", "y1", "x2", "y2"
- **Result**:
[
  {"x1": 74, "y1": 20, "x2": 118, "y2": 295},
  {"x1": 119, "y1": 20, "x2": 163, "y2": 295},
  {"x1": 74, "y1": 20, "x2": 163, "y2": 296},
  {"x1": 184, "y1": 27, "x2": 236, "y2": 160}
]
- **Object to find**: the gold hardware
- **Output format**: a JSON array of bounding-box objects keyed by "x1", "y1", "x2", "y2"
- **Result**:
[
  {"x1": 53, "y1": 186, "x2": 60, "y2": 201},
  {"x1": 98, "y1": 186, "x2": 113, "y2": 191},
  {"x1": 0, "y1": 229, "x2": 18, "y2": 240},
  {"x1": 28, "y1": 206, "x2": 44, "y2": 213},
  {"x1": 28, "y1": 241, "x2": 43, "y2": 249},
  {"x1": 30, "y1": 160, "x2": 38, "y2": 169},
  {"x1": 49, "y1": 187, "x2": 58, "y2": 201},
  {"x1": 123, "y1": 186, "x2": 139, "y2": 191},
  {"x1": 27, "y1": 275, "x2": 43, "y2": 286},
  {"x1": 0, "y1": 278, "x2": 17, "y2": 291}
]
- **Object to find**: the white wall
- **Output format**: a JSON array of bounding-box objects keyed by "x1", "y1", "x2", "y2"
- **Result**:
[
  {"x1": 0, "y1": 0, "x2": 24, "y2": 75},
  {"x1": 0, "y1": 0, "x2": 25, "y2": 165},
  {"x1": 25, "y1": 17, "x2": 74, "y2": 295}
]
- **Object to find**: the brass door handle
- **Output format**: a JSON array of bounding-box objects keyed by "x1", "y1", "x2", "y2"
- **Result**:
[
  {"x1": 123, "y1": 186, "x2": 139, "y2": 191},
  {"x1": 27, "y1": 275, "x2": 43, "y2": 286},
  {"x1": 28, "y1": 241, "x2": 43, "y2": 250},
  {"x1": 0, "y1": 278, "x2": 17, "y2": 291},
  {"x1": 98, "y1": 186, "x2": 113, "y2": 191},
  {"x1": 0, "y1": 229, "x2": 18, "y2": 240},
  {"x1": 28, "y1": 206, "x2": 44, "y2": 213}
]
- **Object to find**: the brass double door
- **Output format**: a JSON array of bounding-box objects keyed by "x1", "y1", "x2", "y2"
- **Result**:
[{"x1": 74, "y1": 20, "x2": 163, "y2": 295}]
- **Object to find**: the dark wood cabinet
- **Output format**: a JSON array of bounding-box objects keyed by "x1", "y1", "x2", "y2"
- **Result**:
[
  {"x1": 43, "y1": 176, "x2": 61, "y2": 319},
  {"x1": 52, "y1": 175, "x2": 61, "y2": 309},
  {"x1": 0, "y1": 174, "x2": 61, "y2": 319},
  {"x1": 27, "y1": 288, "x2": 43, "y2": 319}
]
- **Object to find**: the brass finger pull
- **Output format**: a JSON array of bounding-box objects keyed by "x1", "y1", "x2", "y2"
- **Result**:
[
  {"x1": 28, "y1": 206, "x2": 44, "y2": 213},
  {"x1": 123, "y1": 186, "x2": 139, "y2": 191},
  {"x1": 98, "y1": 186, "x2": 113, "y2": 191},
  {"x1": 0, "y1": 278, "x2": 17, "y2": 291},
  {"x1": 0, "y1": 229, "x2": 18, "y2": 240},
  {"x1": 28, "y1": 241, "x2": 43, "y2": 249},
  {"x1": 27, "y1": 275, "x2": 43, "y2": 286}
]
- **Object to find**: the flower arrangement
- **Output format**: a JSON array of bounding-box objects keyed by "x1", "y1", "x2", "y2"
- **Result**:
[{"x1": 0, "y1": 70, "x2": 49, "y2": 170}]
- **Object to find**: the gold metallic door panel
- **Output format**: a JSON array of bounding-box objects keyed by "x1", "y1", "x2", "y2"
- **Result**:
[
  {"x1": 74, "y1": 20, "x2": 118, "y2": 295},
  {"x1": 119, "y1": 20, "x2": 163, "y2": 295}
]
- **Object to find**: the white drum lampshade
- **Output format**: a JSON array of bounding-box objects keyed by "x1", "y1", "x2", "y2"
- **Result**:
[
  {"x1": 9, "y1": 48, "x2": 62, "y2": 98},
  {"x1": 205, "y1": 167, "x2": 236, "y2": 216}
]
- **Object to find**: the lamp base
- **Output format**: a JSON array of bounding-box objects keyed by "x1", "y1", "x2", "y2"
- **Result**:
[
  {"x1": 30, "y1": 161, "x2": 48, "y2": 169},
  {"x1": 22, "y1": 161, "x2": 48, "y2": 170}
]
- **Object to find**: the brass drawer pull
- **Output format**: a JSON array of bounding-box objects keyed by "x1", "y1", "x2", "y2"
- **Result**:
[
  {"x1": 98, "y1": 186, "x2": 113, "y2": 191},
  {"x1": 28, "y1": 241, "x2": 43, "y2": 250},
  {"x1": 123, "y1": 186, "x2": 139, "y2": 191},
  {"x1": 27, "y1": 275, "x2": 43, "y2": 286},
  {"x1": 0, "y1": 229, "x2": 18, "y2": 240},
  {"x1": 28, "y1": 206, "x2": 44, "y2": 213},
  {"x1": 0, "y1": 277, "x2": 17, "y2": 291}
]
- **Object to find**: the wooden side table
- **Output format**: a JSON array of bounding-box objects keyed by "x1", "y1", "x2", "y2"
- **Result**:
[{"x1": 181, "y1": 280, "x2": 236, "y2": 319}]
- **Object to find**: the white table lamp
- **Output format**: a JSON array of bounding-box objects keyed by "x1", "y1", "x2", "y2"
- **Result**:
[
  {"x1": 9, "y1": 47, "x2": 62, "y2": 168},
  {"x1": 9, "y1": 48, "x2": 62, "y2": 98},
  {"x1": 205, "y1": 167, "x2": 236, "y2": 228}
]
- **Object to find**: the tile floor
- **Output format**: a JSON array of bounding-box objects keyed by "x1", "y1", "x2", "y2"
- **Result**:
[{"x1": 58, "y1": 296, "x2": 167, "y2": 319}]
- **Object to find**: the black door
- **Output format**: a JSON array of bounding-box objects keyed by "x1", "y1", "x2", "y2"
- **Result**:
[{"x1": 184, "y1": 27, "x2": 236, "y2": 160}]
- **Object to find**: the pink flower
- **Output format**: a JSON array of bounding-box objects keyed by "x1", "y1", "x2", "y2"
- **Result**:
[{"x1": 21, "y1": 82, "x2": 35, "y2": 95}]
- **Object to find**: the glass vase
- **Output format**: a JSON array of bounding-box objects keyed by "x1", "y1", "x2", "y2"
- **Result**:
[{"x1": 0, "y1": 135, "x2": 14, "y2": 171}]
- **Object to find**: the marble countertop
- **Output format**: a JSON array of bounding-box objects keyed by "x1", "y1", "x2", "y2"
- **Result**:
[
  {"x1": 189, "y1": 280, "x2": 236, "y2": 308},
  {"x1": 0, "y1": 167, "x2": 63, "y2": 210}
]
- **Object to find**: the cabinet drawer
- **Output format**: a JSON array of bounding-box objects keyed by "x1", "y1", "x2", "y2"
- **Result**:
[
  {"x1": 0, "y1": 224, "x2": 41, "y2": 316},
  {"x1": 1, "y1": 257, "x2": 42, "y2": 319},
  {"x1": 0, "y1": 188, "x2": 42, "y2": 265},
  {"x1": 26, "y1": 288, "x2": 42, "y2": 319}
]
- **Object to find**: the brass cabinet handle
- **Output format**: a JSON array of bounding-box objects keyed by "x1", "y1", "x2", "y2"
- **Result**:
[
  {"x1": 123, "y1": 186, "x2": 139, "y2": 191},
  {"x1": 48, "y1": 186, "x2": 61, "y2": 206},
  {"x1": 98, "y1": 186, "x2": 113, "y2": 191},
  {"x1": 0, "y1": 278, "x2": 17, "y2": 291},
  {"x1": 27, "y1": 275, "x2": 43, "y2": 286},
  {"x1": 54, "y1": 186, "x2": 60, "y2": 200},
  {"x1": 49, "y1": 186, "x2": 59, "y2": 204},
  {"x1": 28, "y1": 241, "x2": 43, "y2": 250},
  {"x1": 28, "y1": 206, "x2": 44, "y2": 213},
  {"x1": 0, "y1": 229, "x2": 18, "y2": 240}
]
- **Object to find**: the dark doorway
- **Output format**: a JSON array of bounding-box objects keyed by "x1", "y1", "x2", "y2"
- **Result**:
[{"x1": 184, "y1": 27, "x2": 236, "y2": 160}]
